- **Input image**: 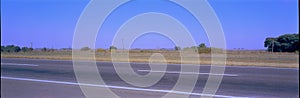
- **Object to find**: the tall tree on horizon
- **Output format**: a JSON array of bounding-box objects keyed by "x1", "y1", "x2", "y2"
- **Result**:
[{"x1": 264, "y1": 33, "x2": 299, "y2": 52}]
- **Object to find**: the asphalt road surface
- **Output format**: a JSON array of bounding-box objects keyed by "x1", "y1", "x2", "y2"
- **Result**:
[{"x1": 1, "y1": 58, "x2": 299, "y2": 98}]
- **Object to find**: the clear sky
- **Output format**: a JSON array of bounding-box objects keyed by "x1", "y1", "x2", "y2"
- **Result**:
[{"x1": 1, "y1": 0, "x2": 298, "y2": 50}]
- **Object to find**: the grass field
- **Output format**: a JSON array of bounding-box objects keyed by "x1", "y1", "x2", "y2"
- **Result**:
[{"x1": 1, "y1": 50, "x2": 299, "y2": 68}]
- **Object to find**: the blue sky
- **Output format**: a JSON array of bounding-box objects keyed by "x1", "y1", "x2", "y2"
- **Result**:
[{"x1": 1, "y1": 0, "x2": 298, "y2": 50}]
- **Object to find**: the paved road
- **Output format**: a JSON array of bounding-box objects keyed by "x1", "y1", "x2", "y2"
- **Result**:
[{"x1": 1, "y1": 58, "x2": 299, "y2": 98}]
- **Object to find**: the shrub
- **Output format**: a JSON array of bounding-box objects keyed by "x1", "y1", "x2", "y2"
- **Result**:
[
  {"x1": 96, "y1": 48, "x2": 106, "y2": 53},
  {"x1": 174, "y1": 46, "x2": 181, "y2": 51},
  {"x1": 80, "y1": 47, "x2": 91, "y2": 51},
  {"x1": 21, "y1": 47, "x2": 32, "y2": 52}
]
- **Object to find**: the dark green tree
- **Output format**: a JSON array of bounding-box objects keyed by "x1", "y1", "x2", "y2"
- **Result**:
[
  {"x1": 174, "y1": 46, "x2": 181, "y2": 51},
  {"x1": 13, "y1": 46, "x2": 21, "y2": 52},
  {"x1": 5, "y1": 45, "x2": 21, "y2": 52},
  {"x1": 109, "y1": 46, "x2": 117, "y2": 50},
  {"x1": 21, "y1": 47, "x2": 30, "y2": 52},
  {"x1": 21, "y1": 47, "x2": 33, "y2": 52},
  {"x1": 2, "y1": 45, "x2": 32, "y2": 52},
  {"x1": 199, "y1": 43, "x2": 207, "y2": 48},
  {"x1": 264, "y1": 37, "x2": 276, "y2": 52},
  {"x1": 42, "y1": 47, "x2": 47, "y2": 52},
  {"x1": 5, "y1": 45, "x2": 14, "y2": 52},
  {"x1": 1, "y1": 46, "x2": 5, "y2": 52},
  {"x1": 264, "y1": 33, "x2": 299, "y2": 52}
]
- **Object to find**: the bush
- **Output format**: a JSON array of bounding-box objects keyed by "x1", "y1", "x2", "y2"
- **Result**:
[
  {"x1": 182, "y1": 43, "x2": 224, "y2": 54},
  {"x1": 198, "y1": 48, "x2": 211, "y2": 54},
  {"x1": 21, "y1": 47, "x2": 33, "y2": 52},
  {"x1": 80, "y1": 47, "x2": 91, "y2": 51},
  {"x1": 1, "y1": 46, "x2": 5, "y2": 52},
  {"x1": 174, "y1": 46, "x2": 181, "y2": 51},
  {"x1": 42, "y1": 47, "x2": 47, "y2": 52},
  {"x1": 96, "y1": 48, "x2": 106, "y2": 53}
]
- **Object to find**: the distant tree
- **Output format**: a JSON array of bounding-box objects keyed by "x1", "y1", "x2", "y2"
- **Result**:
[
  {"x1": 174, "y1": 46, "x2": 181, "y2": 51},
  {"x1": 199, "y1": 43, "x2": 207, "y2": 48},
  {"x1": 264, "y1": 33, "x2": 299, "y2": 52},
  {"x1": 1, "y1": 46, "x2": 5, "y2": 52},
  {"x1": 80, "y1": 47, "x2": 91, "y2": 51},
  {"x1": 42, "y1": 47, "x2": 47, "y2": 52},
  {"x1": 109, "y1": 46, "x2": 117, "y2": 50},
  {"x1": 5, "y1": 45, "x2": 21, "y2": 52},
  {"x1": 14, "y1": 46, "x2": 21, "y2": 52},
  {"x1": 2, "y1": 45, "x2": 32, "y2": 52},
  {"x1": 5, "y1": 45, "x2": 14, "y2": 52},
  {"x1": 21, "y1": 47, "x2": 30, "y2": 52},
  {"x1": 29, "y1": 48, "x2": 34, "y2": 51}
]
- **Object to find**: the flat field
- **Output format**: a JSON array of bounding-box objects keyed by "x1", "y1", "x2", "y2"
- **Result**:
[{"x1": 1, "y1": 50, "x2": 298, "y2": 68}]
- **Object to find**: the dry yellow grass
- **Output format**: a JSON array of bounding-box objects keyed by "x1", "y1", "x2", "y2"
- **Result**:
[{"x1": 1, "y1": 50, "x2": 299, "y2": 68}]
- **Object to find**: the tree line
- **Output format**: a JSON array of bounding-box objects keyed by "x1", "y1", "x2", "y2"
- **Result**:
[
  {"x1": 1, "y1": 45, "x2": 55, "y2": 52},
  {"x1": 1, "y1": 45, "x2": 33, "y2": 52},
  {"x1": 0, "y1": 44, "x2": 222, "y2": 54},
  {"x1": 2, "y1": 33, "x2": 298, "y2": 53},
  {"x1": 264, "y1": 33, "x2": 299, "y2": 52}
]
